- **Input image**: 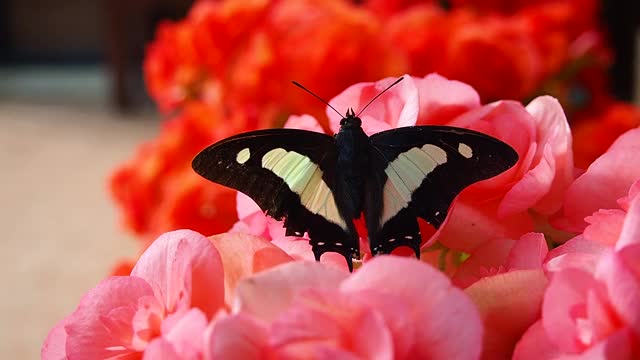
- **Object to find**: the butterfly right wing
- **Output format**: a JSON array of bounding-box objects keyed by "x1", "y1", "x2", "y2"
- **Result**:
[
  {"x1": 366, "y1": 126, "x2": 519, "y2": 256},
  {"x1": 192, "y1": 129, "x2": 358, "y2": 269}
]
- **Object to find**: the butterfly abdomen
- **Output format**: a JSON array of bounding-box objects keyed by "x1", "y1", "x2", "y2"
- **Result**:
[{"x1": 334, "y1": 120, "x2": 370, "y2": 220}]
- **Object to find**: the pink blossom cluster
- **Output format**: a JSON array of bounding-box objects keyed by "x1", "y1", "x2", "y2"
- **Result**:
[{"x1": 44, "y1": 75, "x2": 640, "y2": 359}]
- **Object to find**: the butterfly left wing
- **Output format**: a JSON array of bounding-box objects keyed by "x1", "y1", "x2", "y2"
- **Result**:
[
  {"x1": 366, "y1": 125, "x2": 519, "y2": 256},
  {"x1": 192, "y1": 129, "x2": 359, "y2": 270}
]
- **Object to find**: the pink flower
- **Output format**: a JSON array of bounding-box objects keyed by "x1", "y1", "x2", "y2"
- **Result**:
[
  {"x1": 452, "y1": 233, "x2": 549, "y2": 358},
  {"x1": 326, "y1": 74, "x2": 572, "y2": 254},
  {"x1": 231, "y1": 73, "x2": 573, "y2": 273},
  {"x1": 514, "y1": 247, "x2": 640, "y2": 359},
  {"x1": 514, "y1": 194, "x2": 640, "y2": 358},
  {"x1": 42, "y1": 230, "x2": 226, "y2": 359},
  {"x1": 553, "y1": 127, "x2": 640, "y2": 233},
  {"x1": 208, "y1": 256, "x2": 484, "y2": 359},
  {"x1": 545, "y1": 180, "x2": 640, "y2": 274}
]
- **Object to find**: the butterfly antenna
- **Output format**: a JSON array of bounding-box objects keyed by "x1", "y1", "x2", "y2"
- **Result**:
[
  {"x1": 292, "y1": 81, "x2": 344, "y2": 118},
  {"x1": 356, "y1": 77, "x2": 404, "y2": 117}
]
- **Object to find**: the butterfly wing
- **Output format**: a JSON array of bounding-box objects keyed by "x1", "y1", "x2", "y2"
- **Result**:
[
  {"x1": 366, "y1": 125, "x2": 519, "y2": 255},
  {"x1": 192, "y1": 129, "x2": 359, "y2": 269}
]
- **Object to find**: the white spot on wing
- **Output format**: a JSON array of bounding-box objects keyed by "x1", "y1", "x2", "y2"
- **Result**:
[
  {"x1": 236, "y1": 148, "x2": 251, "y2": 164},
  {"x1": 381, "y1": 144, "x2": 447, "y2": 225},
  {"x1": 458, "y1": 143, "x2": 473, "y2": 159},
  {"x1": 262, "y1": 148, "x2": 347, "y2": 230}
]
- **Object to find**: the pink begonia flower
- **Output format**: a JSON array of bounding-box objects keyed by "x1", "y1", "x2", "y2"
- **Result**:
[
  {"x1": 232, "y1": 73, "x2": 573, "y2": 265},
  {"x1": 208, "y1": 256, "x2": 483, "y2": 359},
  {"x1": 448, "y1": 233, "x2": 549, "y2": 358},
  {"x1": 553, "y1": 127, "x2": 640, "y2": 233},
  {"x1": 514, "y1": 249, "x2": 640, "y2": 359},
  {"x1": 42, "y1": 230, "x2": 225, "y2": 359},
  {"x1": 42, "y1": 230, "x2": 299, "y2": 359},
  {"x1": 545, "y1": 178, "x2": 640, "y2": 274},
  {"x1": 514, "y1": 194, "x2": 640, "y2": 359},
  {"x1": 328, "y1": 74, "x2": 573, "y2": 253}
]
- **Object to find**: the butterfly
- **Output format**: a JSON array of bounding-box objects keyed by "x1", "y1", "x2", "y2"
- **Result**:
[{"x1": 192, "y1": 78, "x2": 518, "y2": 271}]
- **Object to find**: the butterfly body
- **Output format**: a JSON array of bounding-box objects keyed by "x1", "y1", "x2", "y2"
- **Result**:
[
  {"x1": 334, "y1": 108, "x2": 369, "y2": 221},
  {"x1": 193, "y1": 107, "x2": 518, "y2": 271}
]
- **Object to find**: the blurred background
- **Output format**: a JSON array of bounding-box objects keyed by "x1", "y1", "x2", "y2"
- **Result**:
[
  {"x1": 0, "y1": 0, "x2": 194, "y2": 358},
  {"x1": 0, "y1": 0, "x2": 638, "y2": 358}
]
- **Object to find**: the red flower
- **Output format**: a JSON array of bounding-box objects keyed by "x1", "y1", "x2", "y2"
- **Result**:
[
  {"x1": 144, "y1": 0, "x2": 274, "y2": 113},
  {"x1": 110, "y1": 104, "x2": 238, "y2": 238},
  {"x1": 572, "y1": 104, "x2": 640, "y2": 169},
  {"x1": 438, "y1": 14, "x2": 544, "y2": 101}
]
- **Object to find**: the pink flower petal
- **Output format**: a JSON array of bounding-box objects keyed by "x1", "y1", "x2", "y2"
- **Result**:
[
  {"x1": 230, "y1": 210, "x2": 271, "y2": 239},
  {"x1": 465, "y1": 270, "x2": 548, "y2": 359},
  {"x1": 542, "y1": 268, "x2": 598, "y2": 352},
  {"x1": 235, "y1": 261, "x2": 348, "y2": 323},
  {"x1": 492, "y1": 97, "x2": 572, "y2": 217},
  {"x1": 499, "y1": 144, "x2": 555, "y2": 214},
  {"x1": 41, "y1": 318, "x2": 68, "y2": 359},
  {"x1": 269, "y1": 303, "x2": 346, "y2": 352},
  {"x1": 131, "y1": 229, "x2": 224, "y2": 317},
  {"x1": 342, "y1": 256, "x2": 483, "y2": 360},
  {"x1": 269, "y1": 291, "x2": 394, "y2": 360},
  {"x1": 507, "y1": 232, "x2": 549, "y2": 270},
  {"x1": 144, "y1": 338, "x2": 181, "y2": 360},
  {"x1": 205, "y1": 313, "x2": 269, "y2": 360},
  {"x1": 583, "y1": 209, "x2": 626, "y2": 246},
  {"x1": 545, "y1": 236, "x2": 608, "y2": 274},
  {"x1": 328, "y1": 75, "x2": 419, "y2": 134},
  {"x1": 566, "y1": 328, "x2": 633, "y2": 360},
  {"x1": 64, "y1": 276, "x2": 155, "y2": 359},
  {"x1": 617, "y1": 194, "x2": 640, "y2": 248},
  {"x1": 617, "y1": 244, "x2": 640, "y2": 280},
  {"x1": 210, "y1": 232, "x2": 293, "y2": 306},
  {"x1": 452, "y1": 237, "x2": 515, "y2": 288},
  {"x1": 432, "y1": 200, "x2": 533, "y2": 253},
  {"x1": 161, "y1": 308, "x2": 208, "y2": 358},
  {"x1": 513, "y1": 321, "x2": 561, "y2": 360},
  {"x1": 284, "y1": 114, "x2": 325, "y2": 133},
  {"x1": 524, "y1": 96, "x2": 574, "y2": 215},
  {"x1": 235, "y1": 192, "x2": 261, "y2": 220},
  {"x1": 414, "y1": 73, "x2": 481, "y2": 126},
  {"x1": 271, "y1": 237, "x2": 349, "y2": 271},
  {"x1": 596, "y1": 249, "x2": 640, "y2": 338},
  {"x1": 555, "y1": 127, "x2": 640, "y2": 232},
  {"x1": 351, "y1": 309, "x2": 395, "y2": 360},
  {"x1": 617, "y1": 179, "x2": 640, "y2": 211}
]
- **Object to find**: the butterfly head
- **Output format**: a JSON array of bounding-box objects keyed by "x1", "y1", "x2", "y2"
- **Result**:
[
  {"x1": 292, "y1": 77, "x2": 403, "y2": 131},
  {"x1": 340, "y1": 108, "x2": 362, "y2": 128}
]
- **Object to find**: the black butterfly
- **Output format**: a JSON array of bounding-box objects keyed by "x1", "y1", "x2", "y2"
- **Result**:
[{"x1": 192, "y1": 78, "x2": 518, "y2": 271}]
